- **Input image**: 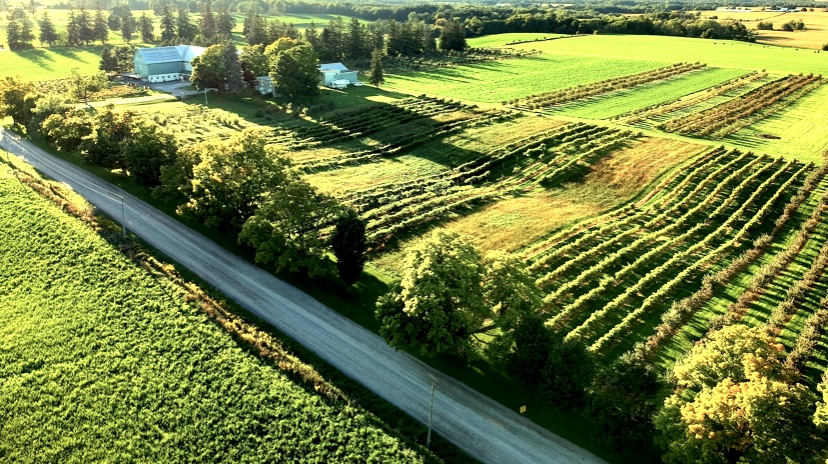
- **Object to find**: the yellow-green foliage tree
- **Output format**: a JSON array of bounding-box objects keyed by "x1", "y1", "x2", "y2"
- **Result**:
[
  {"x1": 376, "y1": 231, "x2": 541, "y2": 357},
  {"x1": 655, "y1": 325, "x2": 820, "y2": 464},
  {"x1": 178, "y1": 130, "x2": 291, "y2": 232}
]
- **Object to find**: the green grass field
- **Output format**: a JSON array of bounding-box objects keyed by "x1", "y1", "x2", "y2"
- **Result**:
[
  {"x1": 507, "y1": 34, "x2": 828, "y2": 75},
  {"x1": 724, "y1": 83, "x2": 828, "y2": 161},
  {"x1": 0, "y1": 163, "x2": 427, "y2": 463},
  {"x1": 383, "y1": 54, "x2": 664, "y2": 103},
  {"x1": 549, "y1": 67, "x2": 749, "y2": 120}
]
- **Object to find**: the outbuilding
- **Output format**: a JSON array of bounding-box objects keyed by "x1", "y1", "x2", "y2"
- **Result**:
[
  {"x1": 133, "y1": 45, "x2": 206, "y2": 83},
  {"x1": 319, "y1": 62, "x2": 358, "y2": 87}
]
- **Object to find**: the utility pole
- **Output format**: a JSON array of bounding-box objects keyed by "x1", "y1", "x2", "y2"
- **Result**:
[{"x1": 426, "y1": 382, "x2": 435, "y2": 448}]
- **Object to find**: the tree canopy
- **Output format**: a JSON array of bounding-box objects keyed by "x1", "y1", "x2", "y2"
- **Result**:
[
  {"x1": 655, "y1": 326, "x2": 820, "y2": 464},
  {"x1": 178, "y1": 130, "x2": 291, "y2": 232},
  {"x1": 190, "y1": 41, "x2": 245, "y2": 92},
  {"x1": 270, "y1": 42, "x2": 320, "y2": 99}
]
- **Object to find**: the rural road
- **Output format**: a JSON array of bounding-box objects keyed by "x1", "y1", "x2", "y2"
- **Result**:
[{"x1": 1, "y1": 128, "x2": 606, "y2": 464}]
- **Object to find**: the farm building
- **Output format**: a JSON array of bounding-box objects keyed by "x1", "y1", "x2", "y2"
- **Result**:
[
  {"x1": 320, "y1": 62, "x2": 358, "y2": 87},
  {"x1": 133, "y1": 45, "x2": 206, "y2": 83}
]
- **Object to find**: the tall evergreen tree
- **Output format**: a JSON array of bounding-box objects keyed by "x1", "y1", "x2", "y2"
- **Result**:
[
  {"x1": 38, "y1": 11, "x2": 58, "y2": 47},
  {"x1": 176, "y1": 8, "x2": 197, "y2": 42},
  {"x1": 331, "y1": 209, "x2": 367, "y2": 287},
  {"x1": 139, "y1": 12, "x2": 154, "y2": 43},
  {"x1": 66, "y1": 8, "x2": 83, "y2": 46},
  {"x1": 216, "y1": 8, "x2": 235, "y2": 38},
  {"x1": 347, "y1": 17, "x2": 368, "y2": 60},
  {"x1": 79, "y1": 8, "x2": 95, "y2": 45},
  {"x1": 120, "y1": 10, "x2": 135, "y2": 43},
  {"x1": 99, "y1": 45, "x2": 119, "y2": 72},
  {"x1": 199, "y1": 0, "x2": 216, "y2": 42},
  {"x1": 369, "y1": 48, "x2": 384, "y2": 87},
  {"x1": 244, "y1": 13, "x2": 266, "y2": 45},
  {"x1": 303, "y1": 21, "x2": 324, "y2": 57},
  {"x1": 439, "y1": 19, "x2": 467, "y2": 52},
  {"x1": 159, "y1": 5, "x2": 175, "y2": 43},
  {"x1": 6, "y1": 7, "x2": 34, "y2": 49},
  {"x1": 93, "y1": 3, "x2": 108, "y2": 44}
]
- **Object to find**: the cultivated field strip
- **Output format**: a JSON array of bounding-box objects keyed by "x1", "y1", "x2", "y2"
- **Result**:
[
  {"x1": 506, "y1": 62, "x2": 707, "y2": 110},
  {"x1": 617, "y1": 71, "x2": 767, "y2": 124},
  {"x1": 274, "y1": 96, "x2": 477, "y2": 149},
  {"x1": 546, "y1": 155, "x2": 780, "y2": 329},
  {"x1": 352, "y1": 123, "x2": 639, "y2": 248},
  {"x1": 528, "y1": 152, "x2": 812, "y2": 356},
  {"x1": 590, "y1": 161, "x2": 810, "y2": 353},
  {"x1": 537, "y1": 150, "x2": 758, "y2": 309},
  {"x1": 660, "y1": 73, "x2": 824, "y2": 138},
  {"x1": 297, "y1": 110, "x2": 517, "y2": 173},
  {"x1": 522, "y1": 146, "x2": 727, "y2": 262}
]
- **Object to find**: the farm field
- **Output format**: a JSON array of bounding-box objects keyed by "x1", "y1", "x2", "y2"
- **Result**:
[
  {"x1": 504, "y1": 34, "x2": 828, "y2": 75},
  {"x1": 0, "y1": 163, "x2": 428, "y2": 463},
  {"x1": 699, "y1": 9, "x2": 828, "y2": 49},
  {"x1": 543, "y1": 67, "x2": 749, "y2": 120},
  {"x1": 382, "y1": 54, "x2": 665, "y2": 103}
]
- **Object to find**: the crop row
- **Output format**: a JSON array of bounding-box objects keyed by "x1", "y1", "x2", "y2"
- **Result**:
[
  {"x1": 661, "y1": 73, "x2": 823, "y2": 138},
  {"x1": 506, "y1": 62, "x2": 706, "y2": 109},
  {"x1": 523, "y1": 147, "x2": 729, "y2": 262},
  {"x1": 638, "y1": 166, "x2": 826, "y2": 356},
  {"x1": 545, "y1": 153, "x2": 778, "y2": 329},
  {"x1": 273, "y1": 96, "x2": 476, "y2": 149},
  {"x1": 533, "y1": 150, "x2": 748, "y2": 289},
  {"x1": 350, "y1": 122, "x2": 608, "y2": 212},
  {"x1": 589, "y1": 161, "x2": 808, "y2": 353},
  {"x1": 618, "y1": 71, "x2": 767, "y2": 125},
  {"x1": 539, "y1": 151, "x2": 760, "y2": 308},
  {"x1": 298, "y1": 111, "x2": 516, "y2": 173},
  {"x1": 707, "y1": 184, "x2": 828, "y2": 333}
]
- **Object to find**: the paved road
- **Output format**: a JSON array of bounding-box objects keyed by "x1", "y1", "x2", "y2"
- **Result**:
[{"x1": 1, "y1": 128, "x2": 606, "y2": 464}]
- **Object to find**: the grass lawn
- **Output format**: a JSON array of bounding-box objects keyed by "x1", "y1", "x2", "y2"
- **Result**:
[
  {"x1": 0, "y1": 46, "x2": 104, "y2": 80},
  {"x1": 383, "y1": 54, "x2": 664, "y2": 103},
  {"x1": 467, "y1": 32, "x2": 570, "y2": 47},
  {"x1": 507, "y1": 34, "x2": 828, "y2": 75}
]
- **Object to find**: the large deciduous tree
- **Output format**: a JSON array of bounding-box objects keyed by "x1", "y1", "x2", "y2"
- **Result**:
[
  {"x1": 122, "y1": 122, "x2": 178, "y2": 187},
  {"x1": 586, "y1": 353, "x2": 663, "y2": 450},
  {"x1": 376, "y1": 230, "x2": 486, "y2": 356},
  {"x1": 190, "y1": 41, "x2": 244, "y2": 92},
  {"x1": 330, "y1": 209, "x2": 367, "y2": 286},
  {"x1": 0, "y1": 76, "x2": 37, "y2": 128},
  {"x1": 178, "y1": 130, "x2": 291, "y2": 232},
  {"x1": 239, "y1": 179, "x2": 342, "y2": 277},
  {"x1": 654, "y1": 325, "x2": 819, "y2": 464},
  {"x1": 270, "y1": 43, "x2": 319, "y2": 99}
]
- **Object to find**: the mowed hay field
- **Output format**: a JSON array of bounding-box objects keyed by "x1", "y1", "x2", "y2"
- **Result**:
[
  {"x1": 0, "y1": 163, "x2": 427, "y2": 463},
  {"x1": 699, "y1": 9, "x2": 828, "y2": 49}
]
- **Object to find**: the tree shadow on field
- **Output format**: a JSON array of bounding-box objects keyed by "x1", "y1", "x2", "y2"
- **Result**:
[{"x1": 12, "y1": 49, "x2": 55, "y2": 70}]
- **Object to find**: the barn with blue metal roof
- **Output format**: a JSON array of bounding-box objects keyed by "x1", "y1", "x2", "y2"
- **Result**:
[{"x1": 133, "y1": 45, "x2": 206, "y2": 83}]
